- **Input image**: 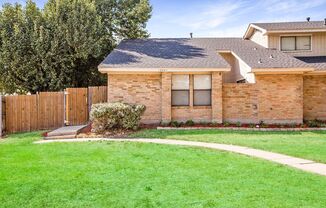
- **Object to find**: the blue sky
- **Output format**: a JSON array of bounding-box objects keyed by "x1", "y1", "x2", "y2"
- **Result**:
[{"x1": 2, "y1": 0, "x2": 326, "y2": 38}]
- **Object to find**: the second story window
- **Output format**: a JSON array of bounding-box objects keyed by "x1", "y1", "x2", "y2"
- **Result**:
[
  {"x1": 281, "y1": 36, "x2": 311, "y2": 51},
  {"x1": 172, "y1": 75, "x2": 189, "y2": 106}
]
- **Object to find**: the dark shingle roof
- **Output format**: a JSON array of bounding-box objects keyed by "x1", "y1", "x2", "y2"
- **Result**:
[
  {"x1": 100, "y1": 38, "x2": 230, "y2": 69},
  {"x1": 295, "y1": 56, "x2": 326, "y2": 71},
  {"x1": 253, "y1": 21, "x2": 326, "y2": 31},
  {"x1": 100, "y1": 38, "x2": 311, "y2": 70}
]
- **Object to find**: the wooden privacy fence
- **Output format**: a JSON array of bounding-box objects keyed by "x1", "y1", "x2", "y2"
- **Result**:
[
  {"x1": 0, "y1": 96, "x2": 5, "y2": 137},
  {"x1": 0, "y1": 86, "x2": 107, "y2": 134}
]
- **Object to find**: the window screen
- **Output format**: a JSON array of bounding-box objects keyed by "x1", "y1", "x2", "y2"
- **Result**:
[
  {"x1": 296, "y1": 36, "x2": 311, "y2": 50},
  {"x1": 281, "y1": 37, "x2": 295, "y2": 51},
  {"x1": 172, "y1": 75, "x2": 189, "y2": 106},
  {"x1": 193, "y1": 75, "x2": 211, "y2": 106},
  {"x1": 281, "y1": 36, "x2": 311, "y2": 51}
]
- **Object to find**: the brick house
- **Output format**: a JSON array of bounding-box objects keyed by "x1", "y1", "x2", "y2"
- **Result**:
[{"x1": 98, "y1": 20, "x2": 326, "y2": 124}]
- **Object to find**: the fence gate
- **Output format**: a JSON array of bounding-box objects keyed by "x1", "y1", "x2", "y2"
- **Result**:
[{"x1": 65, "y1": 88, "x2": 88, "y2": 125}]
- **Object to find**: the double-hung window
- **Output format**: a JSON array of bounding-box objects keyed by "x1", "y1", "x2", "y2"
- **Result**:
[
  {"x1": 193, "y1": 75, "x2": 211, "y2": 106},
  {"x1": 281, "y1": 36, "x2": 311, "y2": 51},
  {"x1": 172, "y1": 75, "x2": 189, "y2": 106}
]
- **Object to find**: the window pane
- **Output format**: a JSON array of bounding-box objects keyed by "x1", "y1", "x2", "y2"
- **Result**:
[
  {"x1": 194, "y1": 90, "x2": 211, "y2": 106},
  {"x1": 281, "y1": 37, "x2": 295, "y2": 51},
  {"x1": 194, "y1": 75, "x2": 211, "y2": 89},
  {"x1": 172, "y1": 90, "x2": 189, "y2": 106},
  {"x1": 296, "y1": 36, "x2": 311, "y2": 50},
  {"x1": 172, "y1": 75, "x2": 189, "y2": 90}
]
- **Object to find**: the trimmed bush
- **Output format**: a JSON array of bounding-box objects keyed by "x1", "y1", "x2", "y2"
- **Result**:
[
  {"x1": 185, "y1": 120, "x2": 195, "y2": 126},
  {"x1": 90, "y1": 102, "x2": 146, "y2": 133},
  {"x1": 171, "y1": 120, "x2": 179, "y2": 127}
]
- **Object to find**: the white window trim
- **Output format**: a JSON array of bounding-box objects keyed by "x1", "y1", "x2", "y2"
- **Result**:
[{"x1": 279, "y1": 34, "x2": 312, "y2": 53}]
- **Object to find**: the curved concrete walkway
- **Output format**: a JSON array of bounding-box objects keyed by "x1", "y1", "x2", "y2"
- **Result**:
[{"x1": 36, "y1": 138, "x2": 326, "y2": 176}]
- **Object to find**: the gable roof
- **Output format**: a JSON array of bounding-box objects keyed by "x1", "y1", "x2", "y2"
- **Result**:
[
  {"x1": 253, "y1": 21, "x2": 326, "y2": 32},
  {"x1": 99, "y1": 38, "x2": 312, "y2": 73},
  {"x1": 244, "y1": 21, "x2": 326, "y2": 38},
  {"x1": 99, "y1": 38, "x2": 230, "y2": 71}
]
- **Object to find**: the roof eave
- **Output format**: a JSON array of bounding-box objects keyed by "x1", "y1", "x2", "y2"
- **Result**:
[
  {"x1": 252, "y1": 67, "x2": 315, "y2": 74},
  {"x1": 243, "y1": 24, "x2": 268, "y2": 39},
  {"x1": 98, "y1": 66, "x2": 231, "y2": 73},
  {"x1": 265, "y1": 29, "x2": 326, "y2": 34},
  {"x1": 305, "y1": 70, "x2": 326, "y2": 75}
]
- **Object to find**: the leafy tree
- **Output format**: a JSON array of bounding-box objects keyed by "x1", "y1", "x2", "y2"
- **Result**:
[
  {"x1": 0, "y1": 0, "x2": 152, "y2": 94},
  {"x1": 0, "y1": 1, "x2": 46, "y2": 93}
]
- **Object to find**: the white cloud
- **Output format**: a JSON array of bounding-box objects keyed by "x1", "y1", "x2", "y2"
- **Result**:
[
  {"x1": 171, "y1": 1, "x2": 247, "y2": 31},
  {"x1": 262, "y1": 0, "x2": 326, "y2": 13},
  {"x1": 147, "y1": 0, "x2": 326, "y2": 38}
]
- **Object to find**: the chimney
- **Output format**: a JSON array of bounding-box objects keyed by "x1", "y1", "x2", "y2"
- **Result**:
[
  {"x1": 190, "y1": 32, "x2": 193, "y2": 38},
  {"x1": 306, "y1": 17, "x2": 310, "y2": 22}
]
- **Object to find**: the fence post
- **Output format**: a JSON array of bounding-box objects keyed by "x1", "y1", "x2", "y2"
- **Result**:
[
  {"x1": 0, "y1": 95, "x2": 3, "y2": 137},
  {"x1": 64, "y1": 89, "x2": 68, "y2": 126},
  {"x1": 88, "y1": 87, "x2": 92, "y2": 117}
]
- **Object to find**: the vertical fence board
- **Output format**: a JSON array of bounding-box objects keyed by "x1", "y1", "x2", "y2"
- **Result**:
[
  {"x1": 89, "y1": 86, "x2": 107, "y2": 105},
  {"x1": 0, "y1": 96, "x2": 3, "y2": 137},
  {"x1": 66, "y1": 88, "x2": 88, "y2": 125},
  {"x1": 38, "y1": 92, "x2": 64, "y2": 130}
]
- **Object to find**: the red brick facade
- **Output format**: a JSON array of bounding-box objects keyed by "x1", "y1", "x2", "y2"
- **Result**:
[
  {"x1": 256, "y1": 75, "x2": 304, "y2": 124},
  {"x1": 304, "y1": 75, "x2": 326, "y2": 120},
  {"x1": 107, "y1": 74, "x2": 162, "y2": 124},
  {"x1": 107, "y1": 73, "x2": 326, "y2": 124}
]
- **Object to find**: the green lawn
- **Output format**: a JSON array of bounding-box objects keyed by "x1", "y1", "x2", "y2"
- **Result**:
[
  {"x1": 1, "y1": 132, "x2": 326, "y2": 207},
  {"x1": 131, "y1": 129, "x2": 326, "y2": 163}
]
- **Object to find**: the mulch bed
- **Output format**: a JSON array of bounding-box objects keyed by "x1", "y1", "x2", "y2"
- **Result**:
[{"x1": 157, "y1": 126, "x2": 326, "y2": 131}]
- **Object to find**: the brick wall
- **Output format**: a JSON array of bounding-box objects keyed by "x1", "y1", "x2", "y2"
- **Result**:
[
  {"x1": 256, "y1": 75, "x2": 303, "y2": 124},
  {"x1": 161, "y1": 73, "x2": 172, "y2": 123},
  {"x1": 107, "y1": 74, "x2": 162, "y2": 124},
  {"x1": 171, "y1": 107, "x2": 212, "y2": 122},
  {"x1": 106, "y1": 73, "x2": 313, "y2": 124},
  {"x1": 222, "y1": 75, "x2": 304, "y2": 124},
  {"x1": 223, "y1": 84, "x2": 258, "y2": 123},
  {"x1": 212, "y1": 72, "x2": 223, "y2": 123},
  {"x1": 303, "y1": 75, "x2": 326, "y2": 120}
]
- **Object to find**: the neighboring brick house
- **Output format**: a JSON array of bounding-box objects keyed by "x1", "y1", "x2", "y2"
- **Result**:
[{"x1": 99, "y1": 20, "x2": 326, "y2": 124}]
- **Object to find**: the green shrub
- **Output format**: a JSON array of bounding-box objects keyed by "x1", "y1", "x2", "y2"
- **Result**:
[
  {"x1": 249, "y1": 123, "x2": 255, "y2": 128},
  {"x1": 185, "y1": 120, "x2": 195, "y2": 126},
  {"x1": 305, "y1": 120, "x2": 323, "y2": 128},
  {"x1": 259, "y1": 120, "x2": 268, "y2": 128},
  {"x1": 171, "y1": 120, "x2": 179, "y2": 127},
  {"x1": 223, "y1": 122, "x2": 230, "y2": 127},
  {"x1": 210, "y1": 122, "x2": 218, "y2": 127},
  {"x1": 236, "y1": 122, "x2": 242, "y2": 127},
  {"x1": 90, "y1": 102, "x2": 146, "y2": 133}
]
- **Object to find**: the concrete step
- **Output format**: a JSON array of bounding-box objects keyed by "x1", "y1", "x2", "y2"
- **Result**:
[
  {"x1": 44, "y1": 134, "x2": 76, "y2": 140},
  {"x1": 47, "y1": 125, "x2": 88, "y2": 137}
]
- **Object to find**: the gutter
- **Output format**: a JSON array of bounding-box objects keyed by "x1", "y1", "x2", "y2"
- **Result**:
[
  {"x1": 252, "y1": 67, "x2": 315, "y2": 74},
  {"x1": 264, "y1": 29, "x2": 326, "y2": 35},
  {"x1": 98, "y1": 66, "x2": 231, "y2": 73}
]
